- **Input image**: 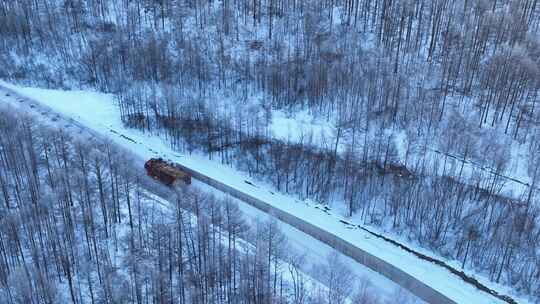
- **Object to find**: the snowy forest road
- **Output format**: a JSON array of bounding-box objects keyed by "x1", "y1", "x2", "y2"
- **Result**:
[
  {"x1": 0, "y1": 86, "x2": 420, "y2": 302},
  {"x1": 0, "y1": 85, "x2": 518, "y2": 304}
]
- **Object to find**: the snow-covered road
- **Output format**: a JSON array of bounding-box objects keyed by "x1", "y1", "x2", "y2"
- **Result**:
[{"x1": 0, "y1": 82, "x2": 528, "y2": 304}]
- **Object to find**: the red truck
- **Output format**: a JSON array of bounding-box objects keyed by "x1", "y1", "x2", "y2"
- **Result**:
[{"x1": 144, "y1": 158, "x2": 191, "y2": 186}]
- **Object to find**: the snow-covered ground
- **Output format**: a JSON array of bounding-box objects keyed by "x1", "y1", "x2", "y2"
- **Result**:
[
  {"x1": 0, "y1": 82, "x2": 530, "y2": 304},
  {"x1": 269, "y1": 94, "x2": 534, "y2": 203},
  {"x1": 270, "y1": 109, "x2": 336, "y2": 145},
  {"x1": 0, "y1": 83, "x2": 418, "y2": 302}
]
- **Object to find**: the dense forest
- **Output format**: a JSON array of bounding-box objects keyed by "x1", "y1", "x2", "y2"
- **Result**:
[
  {"x1": 1, "y1": 0, "x2": 540, "y2": 301},
  {"x1": 0, "y1": 106, "x2": 405, "y2": 303}
]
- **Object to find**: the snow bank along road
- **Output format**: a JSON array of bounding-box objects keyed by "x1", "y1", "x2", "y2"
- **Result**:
[{"x1": 0, "y1": 84, "x2": 524, "y2": 304}]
